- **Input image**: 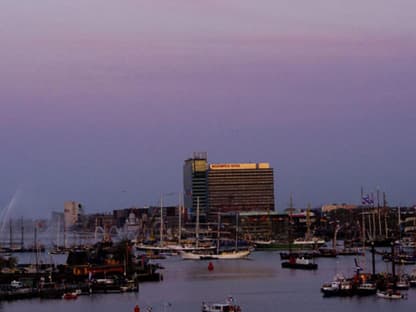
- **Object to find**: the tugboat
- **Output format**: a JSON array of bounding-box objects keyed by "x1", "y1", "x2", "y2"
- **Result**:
[
  {"x1": 321, "y1": 281, "x2": 340, "y2": 297},
  {"x1": 338, "y1": 279, "x2": 354, "y2": 296},
  {"x1": 355, "y1": 282, "x2": 377, "y2": 296},
  {"x1": 281, "y1": 256, "x2": 318, "y2": 270},
  {"x1": 321, "y1": 274, "x2": 354, "y2": 297}
]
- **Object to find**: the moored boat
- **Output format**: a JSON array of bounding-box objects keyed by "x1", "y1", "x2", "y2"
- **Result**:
[
  {"x1": 202, "y1": 296, "x2": 241, "y2": 312},
  {"x1": 355, "y1": 282, "x2": 377, "y2": 296},
  {"x1": 395, "y1": 278, "x2": 410, "y2": 290},
  {"x1": 292, "y1": 238, "x2": 325, "y2": 248},
  {"x1": 181, "y1": 249, "x2": 250, "y2": 260},
  {"x1": 62, "y1": 292, "x2": 78, "y2": 300},
  {"x1": 321, "y1": 281, "x2": 340, "y2": 297},
  {"x1": 280, "y1": 251, "x2": 316, "y2": 260},
  {"x1": 281, "y1": 256, "x2": 318, "y2": 270},
  {"x1": 376, "y1": 290, "x2": 406, "y2": 299},
  {"x1": 338, "y1": 280, "x2": 354, "y2": 296}
]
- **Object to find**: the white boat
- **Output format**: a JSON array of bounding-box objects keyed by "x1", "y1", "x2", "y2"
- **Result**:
[
  {"x1": 292, "y1": 238, "x2": 325, "y2": 246},
  {"x1": 377, "y1": 290, "x2": 406, "y2": 299},
  {"x1": 281, "y1": 256, "x2": 318, "y2": 270},
  {"x1": 181, "y1": 249, "x2": 251, "y2": 260},
  {"x1": 395, "y1": 278, "x2": 410, "y2": 290},
  {"x1": 165, "y1": 243, "x2": 216, "y2": 252},
  {"x1": 321, "y1": 281, "x2": 340, "y2": 294},
  {"x1": 10, "y1": 280, "x2": 23, "y2": 288},
  {"x1": 181, "y1": 212, "x2": 250, "y2": 260},
  {"x1": 135, "y1": 243, "x2": 171, "y2": 252},
  {"x1": 202, "y1": 297, "x2": 241, "y2": 312},
  {"x1": 95, "y1": 278, "x2": 115, "y2": 285}
]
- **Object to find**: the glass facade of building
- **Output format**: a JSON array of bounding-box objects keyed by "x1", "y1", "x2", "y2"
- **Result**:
[{"x1": 183, "y1": 152, "x2": 208, "y2": 221}]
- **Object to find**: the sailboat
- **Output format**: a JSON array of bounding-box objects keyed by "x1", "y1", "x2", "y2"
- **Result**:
[
  {"x1": 50, "y1": 216, "x2": 67, "y2": 254},
  {"x1": 135, "y1": 195, "x2": 173, "y2": 257},
  {"x1": 180, "y1": 212, "x2": 251, "y2": 260},
  {"x1": 160, "y1": 196, "x2": 215, "y2": 253},
  {"x1": 292, "y1": 207, "x2": 325, "y2": 247}
]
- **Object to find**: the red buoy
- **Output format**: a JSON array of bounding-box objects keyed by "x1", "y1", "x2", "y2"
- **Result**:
[{"x1": 208, "y1": 262, "x2": 214, "y2": 271}]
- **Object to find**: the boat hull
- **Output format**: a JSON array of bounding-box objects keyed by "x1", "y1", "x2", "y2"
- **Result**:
[
  {"x1": 181, "y1": 250, "x2": 250, "y2": 260},
  {"x1": 281, "y1": 262, "x2": 318, "y2": 270},
  {"x1": 377, "y1": 291, "x2": 405, "y2": 299}
]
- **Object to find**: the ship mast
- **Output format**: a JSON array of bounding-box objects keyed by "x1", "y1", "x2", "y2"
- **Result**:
[
  {"x1": 178, "y1": 192, "x2": 182, "y2": 246},
  {"x1": 383, "y1": 192, "x2": 388, "y2": 239},
  {"x1": 196, "y1": 196, "x2": 200, "y2": 248},
  {"x1": 160, "y1": 195, "x2": 164, "y2": 246},
  {"x1": 306, "y1": 203, "x2": 311, "y2": 241}
]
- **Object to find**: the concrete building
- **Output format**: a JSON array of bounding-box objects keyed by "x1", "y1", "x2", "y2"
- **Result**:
[
  {"x1": 207, "y1": 162, "x2": 275, "y2": 218},
  {"x1": 63, "y1": 201, "x2": 84, "y2": 229},
  {"x1": 321, "y1": 203, "x2": 358, "y2": 213},
  {"x1": 184, "y1": 153, "x2": 275, "y2": 222}
]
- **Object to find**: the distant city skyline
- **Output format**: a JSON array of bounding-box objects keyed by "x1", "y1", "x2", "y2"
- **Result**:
[{"x1": 1, "y1": 1, "x2": 416, "y2": 218}]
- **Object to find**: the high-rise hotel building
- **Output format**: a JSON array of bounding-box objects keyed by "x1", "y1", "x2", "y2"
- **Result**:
[
  {"x1": 208, "y1": 162, "x2": 274, "y2": 215},
  {"x1": 183, "y1": 153, "x2": 275, "y2": 220}
]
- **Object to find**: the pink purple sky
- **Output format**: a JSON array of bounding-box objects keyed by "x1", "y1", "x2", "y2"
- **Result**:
[{"x1": 1, "y1": 1, "x2": 416, "y2": 217}]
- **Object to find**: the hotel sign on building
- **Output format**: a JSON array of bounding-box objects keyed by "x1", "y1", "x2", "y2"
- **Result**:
[{"x1": 210, "y1": 163, "x2": 270, "y2": 170}]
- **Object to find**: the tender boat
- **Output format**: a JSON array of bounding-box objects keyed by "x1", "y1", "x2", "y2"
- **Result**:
[
  {"x1": 377, "y1": 290, "x2": 406, "y2": 300},
  {"x1": 202, "y1": 297, "x2": 241, "y2": 312}
]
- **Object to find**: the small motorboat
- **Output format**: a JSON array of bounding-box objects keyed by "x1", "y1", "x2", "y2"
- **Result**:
[
  {"x1": 62, "y1": 292, "x2": 78, "y2": 300},
  {"x1": 281, "y1": 256, "x2": 318, "y2": 270},
  {"x1": 395, "y1": 278, "x2": 410, "y2": 290},
  {"x1": 202, "y1": 296, "x2": 241, "y2": 312},
  {"x1": 376, "y1": 290, "x2": 406, "y2": 300}
]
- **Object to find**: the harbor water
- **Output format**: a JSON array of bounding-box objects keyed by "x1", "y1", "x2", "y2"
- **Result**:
[{"x1": 1, "y1": 251, "x2": 414, "y2": 312}]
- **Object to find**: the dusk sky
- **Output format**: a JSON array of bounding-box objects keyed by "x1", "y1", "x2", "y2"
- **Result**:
[{"x1": 1, "y1": 1, "x2": 416, "y2": 218}]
